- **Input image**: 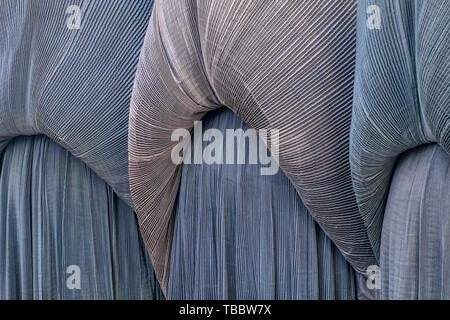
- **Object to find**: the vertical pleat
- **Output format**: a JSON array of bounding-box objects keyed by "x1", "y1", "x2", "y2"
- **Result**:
[
  {"x1": 0, "y1": 135, "x2": 164, "y2": 300},
  {"x1": 381, "y1": 144, "x2": 450, "y2": 299}
]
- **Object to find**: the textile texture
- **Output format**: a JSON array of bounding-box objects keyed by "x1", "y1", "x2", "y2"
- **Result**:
[
  {"x1": 168, "y1": 108, "x2": 357, "y2": 300},
  {"x1": 381, "y1": 143, "x2": 450, "y2": 299},
  {"x1": 0, "y1": 0, "x2": 155, "y2": 206},
  {"x1": 351, "y1": 0, "x2": 450, "y2": 259},
  {"x1": 129, "y1": 0, "x2": 377, "y2": 294}
]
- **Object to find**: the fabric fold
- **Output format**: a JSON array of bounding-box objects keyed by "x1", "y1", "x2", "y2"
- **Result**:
[
  {"x1": 168, "y1": 108, "x2": 357, "y2": 300},
  {"x1": 0, "y1": 0, "x2": 155, "y2": 206},
  {"x1": 381, "y1": 144, "x2": 450, "y2": 299},
  {"x1": 351, "y1": 0, "x2": 450, "y2": 258},
  {"x1": 129, "y1": 0, "x2": 377, "y2": 294},
  {"x1": 0, "y1": 135, "x2": 163, "y2": 299}
]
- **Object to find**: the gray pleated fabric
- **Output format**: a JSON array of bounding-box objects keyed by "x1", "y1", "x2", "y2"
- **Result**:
[
  {"x1": 381, "y1": 143, "x2": 450, "y2": 300},
  {"x1": 0, "y1": 135, "x2": 164, "y2": 300},
  {"x1": 168, "y1": 108, "x2": 357, "y2": 300},
  {"x1": 129, "y1": 0, "x2": 377, "y2": 294},
  {"x1": 0, "y1": 0, "x2": 154, "y2": 206},
  {"x1": 351, "y1": 0, "x2": 450, "y2": 258}
]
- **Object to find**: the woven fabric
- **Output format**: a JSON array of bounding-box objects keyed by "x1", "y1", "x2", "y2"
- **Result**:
[
  {"x1": 129, "y1": 0, "x2": 377, "y2": 294},
  {"x1": 351, "y1": 0, "x2": 450, "y2": 258},
  {"x1": 0, "y1": 0, "x2": 155, "y2": 206},
  {"x1": 0, "y1": 135, "x2": 164, "y2": 300},
  {"x1": 380, "y1": 144, "x2": 450, "y2": 299},
  {"x1": 168, "y1": 108, "x2": 357, "y2": 300}
]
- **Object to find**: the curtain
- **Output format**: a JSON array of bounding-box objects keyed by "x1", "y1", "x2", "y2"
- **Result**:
[
  {"x1": 0, "y1": 135, "x2": 163, "y2": 300},
  {"x1": 0, "y1": 0, "x2": 155, "y2": 206},
  {"x1": 168, "y1": 108, "x2": 357, "y2": 300},
  {"x1": 128, "y1": 0, "x2": 376, "y2": 295}
]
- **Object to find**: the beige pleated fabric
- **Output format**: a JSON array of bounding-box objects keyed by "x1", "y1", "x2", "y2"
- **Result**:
[{"x1": 129, "y1": 0, "x2": 377, "y2": 294}]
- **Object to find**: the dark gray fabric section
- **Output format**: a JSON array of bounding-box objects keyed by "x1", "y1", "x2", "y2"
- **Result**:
[
  {"x1": 168, "y1": 108, "x2": 357, "y2": 300},
  {"x1": 381, "y1": 144, "x2": 450, "y2": 300},
  {"x1": 0, "y1": 0, "x2": 155, "y2": 206},
  {"x1": 0, "y1": 135, "x2": 164, "y2": 300},
  {"x1": 351, "y1": 0, "x2": 450, "y2": 259}
]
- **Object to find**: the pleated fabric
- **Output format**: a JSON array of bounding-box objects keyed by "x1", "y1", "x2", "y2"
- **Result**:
[
  {"x1": 129, "y1": 0, "x2": 377, "y2": 294},
  {"x1": 168, "y1": 108, "x2": 357, "y2": 300},
  {"x1": 0, "y1": 0, "x2": 154, "y2": 206},
  {"x1": 381, "y1": 144, "x2": 450, "y2": 300},
  {"x1": 351, "y1": 0, "x2": 450, "y2": 259},
  {"x1": 0, "y1": 135, "x2": 164, "y2": 300}
]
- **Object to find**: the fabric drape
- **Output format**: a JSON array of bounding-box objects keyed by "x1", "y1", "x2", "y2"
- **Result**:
[
  {"x1": 0, "y1": 0, "x2": 155, "y2": 206},
  {"x1": 0, "y1": 135, "x2": 164, "y2": 300},
  {"x1": 351, "y1": 0, "x2": 450, "y2": 259},
  {"x1": 168, "y1": 108, "x2": 357, "y2": 300},
  {"x1": 129, "y1": 0, "x2": 377, "y2": 294},
  {"x1": 381, "y1": 143, "x2": 450, "y2": 299}
]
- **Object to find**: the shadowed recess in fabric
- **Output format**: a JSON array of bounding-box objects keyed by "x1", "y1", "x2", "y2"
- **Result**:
[
  {"x1": 0, "y1": 135, "x2": 164, "y2": 300},
  {"x1": 168, "y1": 108, "x2": 357, "y2": 300},
  {"x1": 0, "y1": 0, "x2": 154, "y2": 206},
  {"x1": 351, "y1": 0, "x2": 450, "y2": 259},
  {"x1": 381, "y1": 144, "x2": 450, "y2": 300},
  {"x1": 129, "y1": 0, "x2": 377, "y2": 295}
]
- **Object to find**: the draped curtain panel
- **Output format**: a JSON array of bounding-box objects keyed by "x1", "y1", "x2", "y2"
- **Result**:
[
  {"x1": 381, "y1": 144, "x2": 450, "y2": 299},
  {"x1": 168, "y1": 108, "x2": 357, "y2": 300},
  {"x1": 129, "y1": 0, "x2": 377, "y2": 295},
  {"x1": 0, "y1": 0, "x2": 155, "y2": 206},
  {"x1": 0, "y1": 135, "x2": 164, "y2": 300},
  {"x1": 351, "y1": 0, "x2": 450, "y2": 259}
]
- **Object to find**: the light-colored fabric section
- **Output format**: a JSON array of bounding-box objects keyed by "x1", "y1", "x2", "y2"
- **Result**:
[
  {"x1": 129, "y1": 0, "x2": 376, "y2": 294},
  {"x1": 0, "y1": 0, "x2": 154, "y2": 206},
  {"x1": 381, "y1": 144, "x2": 450, "y2": 299},
  {"x1": 0, "y1": 135, "x2": 164, "y2": 300},
  {"x1": 351, "y1": 0, "x2": 450, "y2": 258}
]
